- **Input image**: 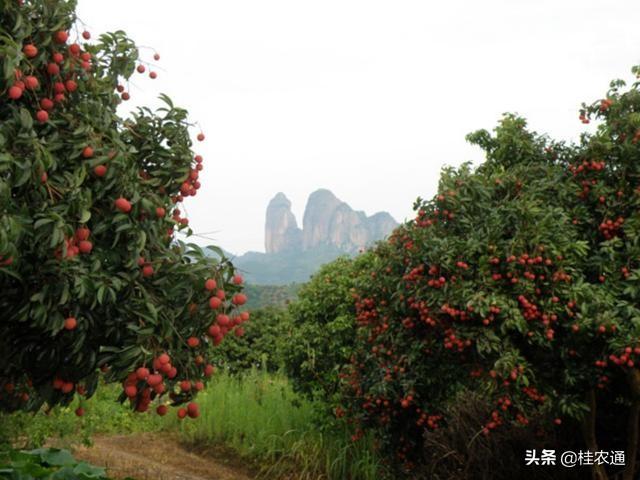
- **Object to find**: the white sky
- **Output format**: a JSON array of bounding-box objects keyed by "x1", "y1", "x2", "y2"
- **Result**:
[{"x1": 76, "y1": 0, "x2": 640, "y2": 254}]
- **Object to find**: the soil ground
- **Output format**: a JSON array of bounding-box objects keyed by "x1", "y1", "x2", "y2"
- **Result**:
[{"x1": 72, "y1": 433, "x2": 256, "y2": 480}]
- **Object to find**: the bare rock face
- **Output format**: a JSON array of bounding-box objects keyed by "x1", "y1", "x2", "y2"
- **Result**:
[
  {"x1": 265, "y1": 189, "x2": 398, "y2": 255},
  {"x1": 302, "y1": 189, "x2": 344, "y2": 250},
  {"x1": 264, "y1": 193, "x2": 302, "y2": 253},
  {"x1": 367, "y1": 211, "x2": 399, "y2": 241}
]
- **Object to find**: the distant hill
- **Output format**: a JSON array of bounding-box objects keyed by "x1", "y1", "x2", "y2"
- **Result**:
[
  {"x1": 265, "y1": 189, "x2": 397, "y2": 255},
  {"x1": 234, "y1": 244, "x2": 349, "y2": 285},
  {"x1": 226, "y1": 189, "x2": 398, "y2": 285},
  {"x1": 243, "y1": 283, "x2": 301, "y2": 310}
]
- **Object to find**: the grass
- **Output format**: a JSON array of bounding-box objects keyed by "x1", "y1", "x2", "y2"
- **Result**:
[
  {"x1": 0, "y1": 369, "x2": 387, "y2": 480},
  {"x1": 0, "y1": 382, "x2": 166, "y2": 450},
  {"x1": 179, "y1": 367, "x2": 387, "y2": 480}
]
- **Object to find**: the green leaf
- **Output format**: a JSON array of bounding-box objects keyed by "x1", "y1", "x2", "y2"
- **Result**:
[
  {"x1": 19, "y1": 108, "x2": 33, "y2": 129},
  {"x1": 79, "y1": 210, "x2": 91, "y2": 223}
]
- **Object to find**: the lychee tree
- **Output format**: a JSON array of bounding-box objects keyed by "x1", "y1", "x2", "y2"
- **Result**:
[
  {"x1": 284, "y1": 254, "x2": 375, "y2": 403},
  {"x1": 339, "y1": 71, "x2": 640, "y2": 480},
  {"x1": 0, "y1": 0, "x2": 248, "y2": 418}
]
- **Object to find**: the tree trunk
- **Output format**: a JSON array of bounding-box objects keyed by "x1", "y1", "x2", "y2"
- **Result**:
[
  {"x1": 582, "y1": 389, "x2": 609, "y2": 480},
  {"x1": 623, "y1": 370, "x2": 640, "y2": 480}
]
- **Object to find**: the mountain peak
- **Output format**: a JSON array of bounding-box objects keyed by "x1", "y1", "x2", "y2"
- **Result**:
[
  {"x1": 265, "y1": 193, "x2": 302, "y2": 253},
  {"x1": 269, "y1": 192, "x2": 290, "y2": 205},
  {"x1": 240, "y1": 189, "x2": 400, "y2": 283},
  {"x1": 265, "y1": 189, "x2": 398, "y2": 255}
]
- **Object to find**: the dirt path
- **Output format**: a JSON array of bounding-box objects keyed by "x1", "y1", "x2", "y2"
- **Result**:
[{"x1": 72, "y1": 433, "x2": 255, "y2": 480}]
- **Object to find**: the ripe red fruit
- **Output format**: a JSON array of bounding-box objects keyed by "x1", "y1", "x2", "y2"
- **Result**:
[
  {"x1": 78, "y1": 240, "x2": 93, "y2": 254},
  {"x1": 61, "y1": 382, "x2": 75, "y2": 394},
  {"x1": 65, "y1": 80, "x2": 78, "y2": 92},
  {"x1": 40, "y1": 172, "x2": 48, "y2": 183},
  {"x1": 8, "y1": 86, "x2": 22, "y2": 100},
  {"x1": 82, "y1": 31, "x2": 91, "y2": 40},
  {"x1": 147, "y1": 374, "x2": 162, "y2": 387},
  {"x1": 142, "y1": 265, "x2": 154, "y2": 277},
  {"x1": 240, "y1": 311, "x2": 250, "y2": 322},
  {"x1": 24, "y1": 76, "x2": 38, "y2": 90},
  {"x1": 232, "y1": 293, "x2": 247, "y2": 306},
  {"x1": 167, "y1": 367, "x2": 178, "y2": 379},
  {"x1": 54, "y1": 93, "x2": 65, "y2": 103},
  {"x1": 217, "y1": 314, "x2": 231, "y2": 327},
  {"x1": 124, "y1": 385, "x2": 137, "y2": 398},
  {"x1": 194, "y1": 381, "x2": 204, "y2": 391},
  {"x1": 36, "y1": 110, "x2": 49, "y2": 123},
  {"x1": 195, "y1": 155, "x2": 203, "y2": 163},
  {"x1": 115, "y1": 197, "x2": 132, "y2": 213},
  {"x1": 54, "y1": 82, "x2": 66, "y2": 94},
  {"x1": 153, "y1": 53, "x2": 160, "y2": 61},
  {"x1": 205, "y1": 279, "x2": 217, "y2": 291},
  {"x1": 234, "y1": 327, "x2": 245, "y2": 337},
  {"x1": 23, "y1": 44, "x2": 38, "y2": 58},
  {"x1": 47, "y1": 63, "x2": 60, "y2": 76},
  {"x1": 180, "y1": 380, "x2": 191, "y2": 392},
  {"x1": 155, "y1": 207, "x2": 166, "y2": 218},
  {"x1": 52, "y1": 52, "x2": 64, "y2": 64},
  {"x1": 40, "y1": 98, "x2": 54, "y2": 111},
  {"x1": 136, "y1": 64, "x2": 146, "y2": 73},
  {"x1": 233, "y1": 274, "x2": 244, "y2": 285},
  {"x1": 208, "y1": 296, "x2": 222, "y2": 309},
  {"x1": 216, "y1": 289, "x2": 225, "y2": 300},
  {"x1": 136, "y1": 367, "x2": 150, "y2": 380},
  {"x1": 93, "y1": 165, "x2": 107, "y2": 177},
  {"x1": 177, "y1": 408, "x2": 187, "y2": 419},
  {"x1": 187, "y1": 402, "x2": 199, "y2": 418},
  {"x1": 158, "y1": 353, "x2": 171, "y2": 365},
  {"x1": 204, "y1": 364, "x2": 215, "y2": 377},
  {"x1": 208, "y1": 324, "x2": 222, "y2": 337},
  {"x1": 187, "y1": 337, "x2": 200, "y2": 348},
  {"x1": 64, "y1": 317, "x2": 77, "y2": 330},
  {"x1": 121, "y1": 92, "x2": 130, "y2": 101},
  {"x1": 75, "y1": 407, "x2": 85, "y2": 417},
  {"x1": 197, "y1": 133, "x2": 205, "y2": 141},
  {"x1": 149, "y1": 71, "x2": 157, "y2": 79},
  {"x1": 82, "y1": 146, "x2": 94, "y2": 158},
  {"x1": 156, "y1": 405, "x2": 168, "y2": 416},
  {"x1": 54, "y1": 31, "x2": 69, "y2": 44}
]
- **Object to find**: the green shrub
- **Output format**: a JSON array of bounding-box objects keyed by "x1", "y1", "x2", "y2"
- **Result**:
[
  {"x1": 210, "y1": 306, "x2": 293, "y2": 373},
  {"x1": 284, "y1": 255, "x2": 374, "y2": 403}
]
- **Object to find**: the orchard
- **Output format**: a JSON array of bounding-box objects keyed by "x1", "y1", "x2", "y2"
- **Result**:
[
  {"x1": 328, "y1": 71, "x2": 640, "y2": 479},
  {"x1": 0, "y1": 1, "x2": 248, "y2": 419}
]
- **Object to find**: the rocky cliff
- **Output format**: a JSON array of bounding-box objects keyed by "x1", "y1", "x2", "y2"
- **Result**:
[
  {"x1": 233, "y1": 189, "x2": 399, "y2": 284},
  {"x1": 265, "y1": 189, "x2": 398, "y2": 254},
  {"x1": 265, "y1": 193, "x2": 303, "y2": 254}
]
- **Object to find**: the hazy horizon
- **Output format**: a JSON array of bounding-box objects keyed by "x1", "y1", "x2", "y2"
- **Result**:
[{"x1": 76, "y1": 0, "x2": 640, "y2": 255}]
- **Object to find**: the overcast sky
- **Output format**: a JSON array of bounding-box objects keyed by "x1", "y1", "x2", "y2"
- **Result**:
[{"x1": 76, "y1": 0, "x2": 640, "y2": 254}]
